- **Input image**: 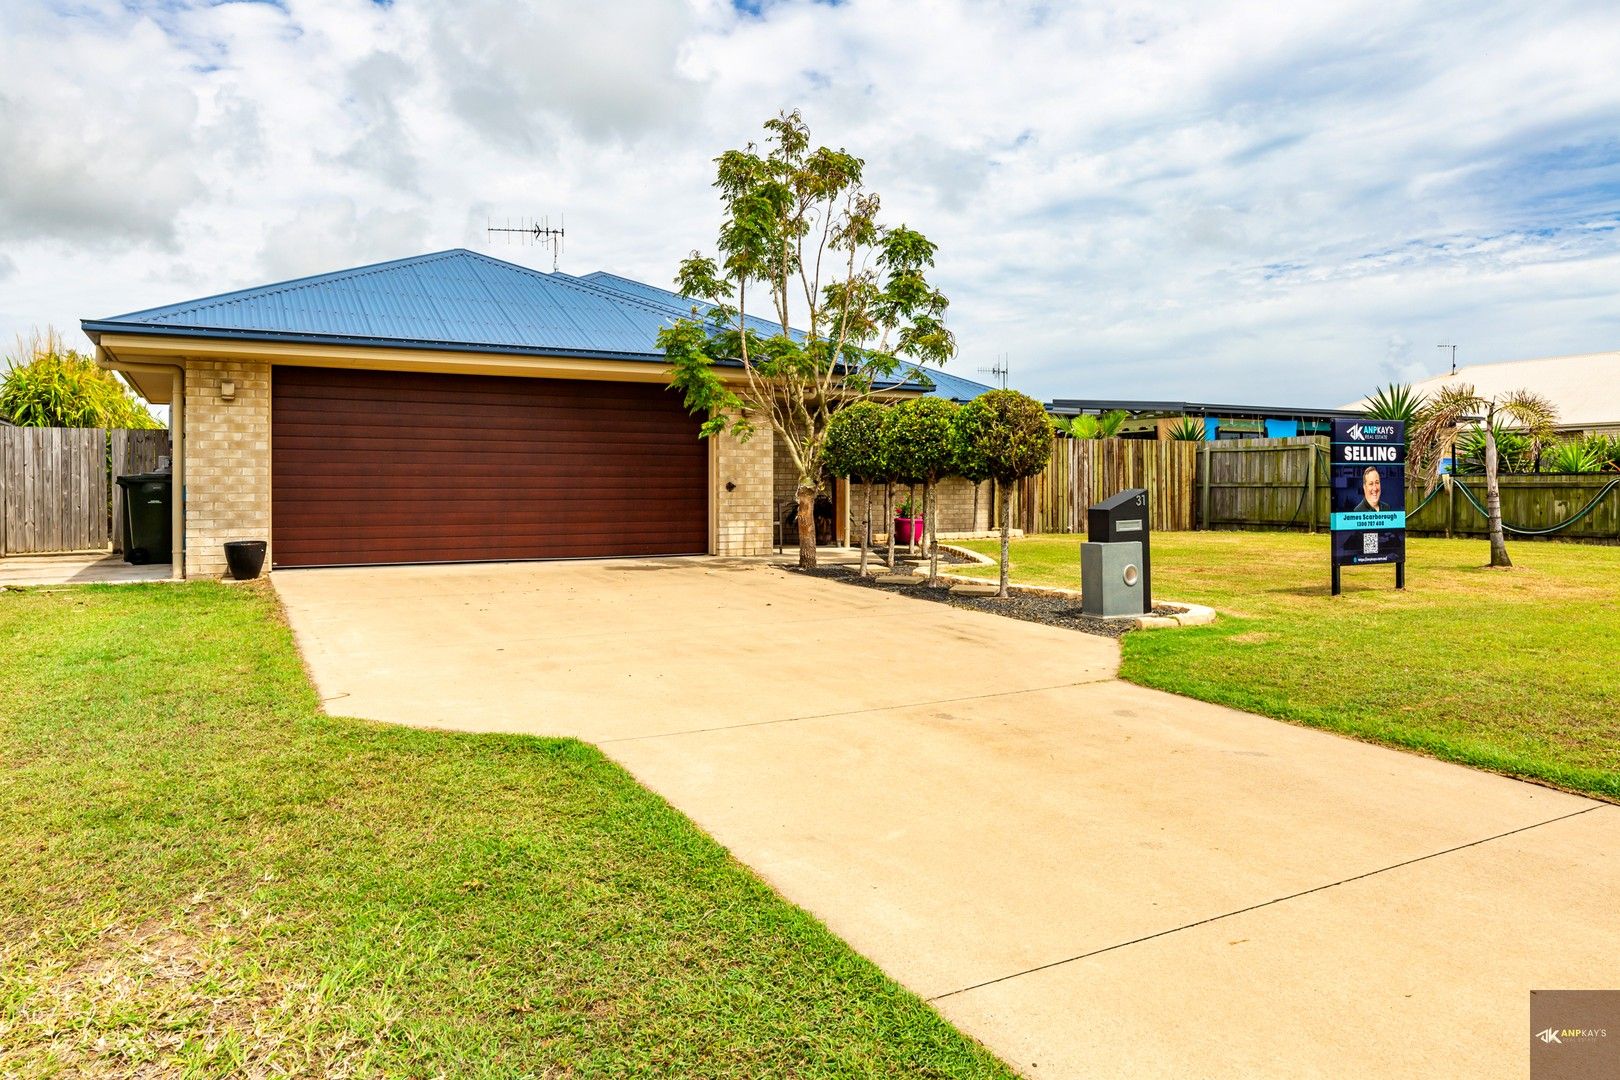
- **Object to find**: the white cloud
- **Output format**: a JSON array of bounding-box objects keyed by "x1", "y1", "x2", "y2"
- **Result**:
[{"x1": 3, "y1": 0, "x2": 1618, "y2": 407}]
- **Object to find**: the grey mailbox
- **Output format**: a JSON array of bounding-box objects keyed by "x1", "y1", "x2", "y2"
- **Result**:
[{"x1": 1081, "y1": 488, "x2": 1151, "y2": 617}]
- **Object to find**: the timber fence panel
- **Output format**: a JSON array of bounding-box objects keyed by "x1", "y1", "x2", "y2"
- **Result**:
[
  {"x1": 1191, "y1": 434, "x2": 1620, "y2": 541},
  {"x1": 0, "y1": 426, "x2": 119, "y2": 555},
  {"x1": 1017, "y1": 438, "x2": 1197, "y2": 535}
]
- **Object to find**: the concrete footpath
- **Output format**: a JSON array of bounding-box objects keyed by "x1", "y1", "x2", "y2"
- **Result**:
[{"x1": 275, "y1": 557, "x2": 1620, "y2": 1078}]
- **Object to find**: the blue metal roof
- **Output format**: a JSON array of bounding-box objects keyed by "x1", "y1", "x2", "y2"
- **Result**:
[
  {"x1": 82, "y1": 251, "x2": 984, "y2": 398},
  {"x1": 910, "y1": 367, "x2": 997, "y2": 402},
  {"x1": 82, "y1": 249, "x2": 693, "y2": 362},
  {"x1": 573, "y1": 271, "x2": 988, "y2": 398},
  {"x1": 564, "y1": 270, "x2": 805, "y2": 342}
]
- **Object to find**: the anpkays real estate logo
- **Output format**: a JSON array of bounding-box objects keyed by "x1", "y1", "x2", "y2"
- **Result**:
[{"x1": 1531, "y1": 990, "x2": 1619, "y2": 1079}]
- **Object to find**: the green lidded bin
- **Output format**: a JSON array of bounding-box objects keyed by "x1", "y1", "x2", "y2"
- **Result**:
[{"x1": 116, "y1": 472, "x2": 172, "y2": 565}]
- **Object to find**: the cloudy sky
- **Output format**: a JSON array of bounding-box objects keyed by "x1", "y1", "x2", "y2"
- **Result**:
[{"x1": 3, "y1": 0, "x2": 1618, "y2": 407}]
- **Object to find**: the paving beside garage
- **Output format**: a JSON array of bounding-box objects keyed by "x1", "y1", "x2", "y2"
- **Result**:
[{"x1": 275, "y1": 557, "x2": 1620, "y2": 1079}]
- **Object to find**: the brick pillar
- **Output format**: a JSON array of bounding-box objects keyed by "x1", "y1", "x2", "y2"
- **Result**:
[
  {"x1": 713, "y1": 421, "x2": 773, "y2": 555},
  {"x1": 183, "y1": 360, "x2": 271, "y2": 578}
]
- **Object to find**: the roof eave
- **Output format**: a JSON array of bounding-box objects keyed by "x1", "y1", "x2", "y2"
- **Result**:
[{"x1": 78, "y1": 320, "x2": 678, "y2": 366}]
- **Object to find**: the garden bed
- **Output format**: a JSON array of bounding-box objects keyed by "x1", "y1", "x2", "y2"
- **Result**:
[{"x1": 794, "y1": 564, "x2": 1186, "y2": 639}]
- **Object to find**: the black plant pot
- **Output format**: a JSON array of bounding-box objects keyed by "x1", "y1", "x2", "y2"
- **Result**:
[{"x1": 223, "y1": 540, "x2": 268, "y2": 581}]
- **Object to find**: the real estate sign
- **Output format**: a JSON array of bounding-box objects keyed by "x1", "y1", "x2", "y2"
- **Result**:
[{"x1": 1331, "y1": 419, "x2": 1406, "y2": 591}]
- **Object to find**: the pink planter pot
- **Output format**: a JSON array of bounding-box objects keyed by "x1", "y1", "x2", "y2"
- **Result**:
[{"x1": 894, "y1": 516, "x2": 924, "y2": 545}]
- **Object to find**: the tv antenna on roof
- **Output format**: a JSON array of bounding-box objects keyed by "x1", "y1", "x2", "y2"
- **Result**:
[
  {"x1": 486, "y1": 215, "x2": 566, "y2": 271},
  {"x1": 1437, "y1": 343, "x2": 1458, "y2": 375},
  {"x1": 977, "y1": 354, "x2": 1011, "y2": 389}
]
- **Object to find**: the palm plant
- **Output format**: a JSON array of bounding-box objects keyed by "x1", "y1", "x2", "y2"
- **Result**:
[
  {"x1": 1409, "y1": 384, "x2": 1558, "y2": 567},
  {"x1": 1362, "y1": 383, "x2": 1426, "y2": 448},
  {"x1": 1540, "y1": 440, "x2": 1602, "y2": 475},
  {"x1": 1060, "y1": 409, "x2": 1127, "y2": 439},
  {"x1": 1165, "y1": 416, "x2": 1206, "y2": 441},
  {"x1": 1456, "y1": 425, "x2": 1532, "y2": 475},
  {"x1": 1578, "y1": 433, "x2": 1620, "y2": 473}
]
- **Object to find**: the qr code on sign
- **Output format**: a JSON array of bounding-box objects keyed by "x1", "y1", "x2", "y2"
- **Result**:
[{"x1": 1363, "y1": 533, "x2": 1379, "y2": 554}]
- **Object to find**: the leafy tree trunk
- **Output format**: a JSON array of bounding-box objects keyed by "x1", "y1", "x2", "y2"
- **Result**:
[
  {"x1": 971, "y1": 483, "x2": 980, "y2": 532},
  {"x1": 908, "y1": 483, "x2": 918, "y2": 555},
  {"x1": 859, "y1": 482, "x2": 872, "y2": 576},
  {"x1": 997, "y1": 485, "x2": 1012, "y2": 598},
  {"x1": 796, "y1": 485, "x2": 819, "y2": 570},
  {"x1": 1484, "y1": 423, "x2": 1511, "y2": 568},
  {"x1": 924, "y1": 479, "x2": 940, "y2": 585},
  {"x1": 884, "y1": 483, "x2": 895, "y2": 569}
]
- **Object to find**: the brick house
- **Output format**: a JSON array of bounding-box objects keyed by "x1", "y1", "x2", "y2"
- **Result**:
[{"x1": 84, "y1": 249, "x2": 979, "y2": 578}]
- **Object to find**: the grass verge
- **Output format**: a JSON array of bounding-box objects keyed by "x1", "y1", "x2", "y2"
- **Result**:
[
  {"x1": 955, "y1": 531, "x2": 1620, "y2": 800},
  {"x1": 0, "y1": 582, "x2": 1014, "y2": 1078}
]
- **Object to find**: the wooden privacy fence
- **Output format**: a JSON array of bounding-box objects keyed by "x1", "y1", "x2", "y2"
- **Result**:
[
  {"x1": 1197, "y1": 436, "x2": 1328, "y2": 532},
  {"x1": 1012, "y1": 438, "x2": 1198, "y2": 533},
  {"x1": 1196, "y1": 435, "x2": 1620, "y2": 541},
  {"x1": 0, "y1": 428, "x2": 171, "y2": 556}
]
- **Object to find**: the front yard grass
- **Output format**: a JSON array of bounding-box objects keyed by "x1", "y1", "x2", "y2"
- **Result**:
[
  {"x1": 0, "y1": 583, "x2": 1014, "y2": 1078},
  {"x1": 955, "y1": 532, "x2": 1619, "y2": 800}
]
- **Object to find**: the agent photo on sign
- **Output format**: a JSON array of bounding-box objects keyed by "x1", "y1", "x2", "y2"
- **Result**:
[{"x1": 1354, "y1": 466, "x2": 1385, "y2": 512}]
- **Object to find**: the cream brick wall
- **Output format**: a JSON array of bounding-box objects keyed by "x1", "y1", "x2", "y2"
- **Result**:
[
  {"x1": 851, "y1": 476, "x2": 991, "y2": 535},
  {"x1": 713, "y1": 421, "x2": 773, "y2": 555},
  {"x1": 183, "y1": 359, "x2": 271, "y2": 578}
]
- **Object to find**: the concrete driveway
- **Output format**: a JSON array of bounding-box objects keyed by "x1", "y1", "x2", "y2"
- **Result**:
[{"x1": 276, "y1": 557, "x2": 1620, "y2": 1078}]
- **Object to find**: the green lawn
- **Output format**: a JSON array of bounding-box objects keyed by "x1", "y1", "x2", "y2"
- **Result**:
[
  {"x1": 0, "y1": 583, "x2": 1013, "y2": 1079},
  {"x1": 956, "y1": 532, "x2": 1620, "y2": 800}
]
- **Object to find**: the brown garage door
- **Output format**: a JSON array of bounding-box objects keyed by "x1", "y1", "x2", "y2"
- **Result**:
[{"x1": 271, "y1": 368, "x2": 708, "y2": 567}]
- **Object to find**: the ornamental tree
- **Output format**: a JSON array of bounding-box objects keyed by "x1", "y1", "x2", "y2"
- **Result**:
[
  {"x1": 883, "y1": 397, "x2": 959, "y2": 584},
  {"x1": 955, "y1": 389, "x2": 1052, "y2": 597},
  {"x1": 658, "y1": 110, "x2": 954, "y2": 569},
  {"x1": 823, "y1": 400, "x2": 889, "y2": 576}
]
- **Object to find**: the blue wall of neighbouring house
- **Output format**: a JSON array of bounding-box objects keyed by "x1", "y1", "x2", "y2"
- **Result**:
[{"x1": 1264, "y1": 419, "x2": 1299, "y2": 438}]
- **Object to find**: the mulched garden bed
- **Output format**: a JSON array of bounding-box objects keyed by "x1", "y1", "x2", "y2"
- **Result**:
[{"x1": 792, "y1": 564, "x2": 1184, "y2": 639}]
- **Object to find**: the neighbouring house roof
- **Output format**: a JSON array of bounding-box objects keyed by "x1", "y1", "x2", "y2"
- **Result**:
[
  {"x1": 1050, "y1": 398, "x2": 1366, "y2": 421},
  {"x1": 1340, "y1": 351, "x2": 1620, "y2": 430},
  {"x1": 82, "y1": 249, "x2": 706, "y2": 363}
]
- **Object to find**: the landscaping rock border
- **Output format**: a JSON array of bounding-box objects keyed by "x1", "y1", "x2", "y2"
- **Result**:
[{"x1": 810, "y1": 542, "x2": 1217, "y2": 635}]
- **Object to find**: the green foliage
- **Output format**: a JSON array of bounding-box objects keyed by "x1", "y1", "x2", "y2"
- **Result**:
[
  {"x1": 882, "y1": 397, "x2": 959, "y2": 483},
  {"x1": 823, "y1": 401, "x2": 889, "y2": 482},
  {"x1": 1541, "y1": 439, "x2": 1603, "y2": 474},
  {"x1": 1577, "y1": 433, "x2": 1620, "y2": 473},
  {"x1": 657, "y1": 111, "x2": 954, "y2": 564},
  {"x1": 1059, "y1": 409, "x2": 1127, "y2": 440},
  {"x1": 1362, "y1": 383, "x2": 1427, "y2": 430},
  {"x1": 1, "y1": 329, "x2": 162, "y2": 430},
  {"x1": 1456, "y1": 424, "x2": 1531, "y2": 475},
  {"x1": 954, "y1": 390, "x2": 1051, "y2": 483},
  {"x1": 1165, "y1": 416, "x2": 1207, "y2": 441}
]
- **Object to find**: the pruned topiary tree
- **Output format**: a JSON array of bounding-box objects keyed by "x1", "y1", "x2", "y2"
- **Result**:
[
  {"x1": 884, "y1": 396, "x2": 959, "y2": 585},
  {"x1": 824, "y1": 401, "x2": 889, "y2": 576},
  {"x1": 955, "y1": 389, "x2": 1051, "y2": 597}
]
